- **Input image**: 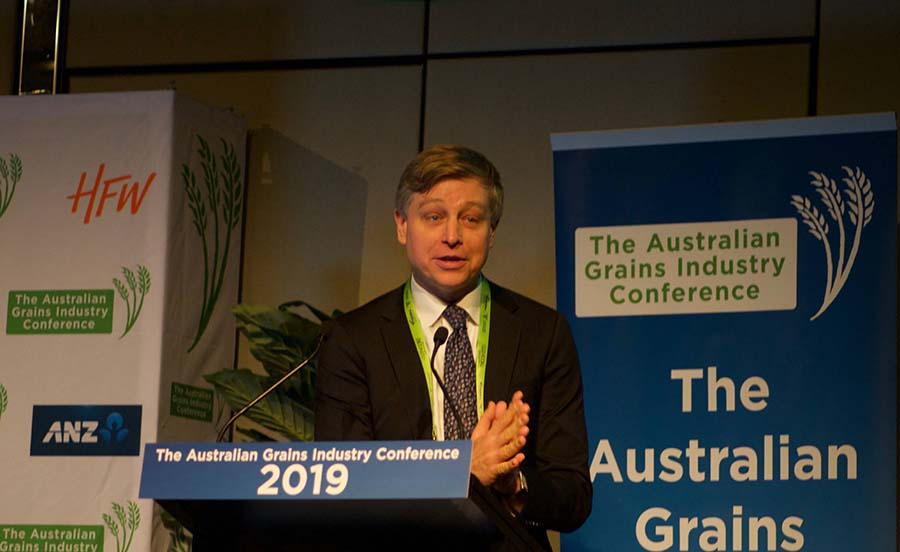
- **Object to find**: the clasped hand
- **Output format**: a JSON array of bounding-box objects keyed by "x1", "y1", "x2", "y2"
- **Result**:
[{"x1": 470, "y1": 390, "x2": 530, "y2": 493}]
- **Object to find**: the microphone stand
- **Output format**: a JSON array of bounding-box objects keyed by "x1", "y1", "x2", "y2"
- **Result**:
[
  {"x1": 216, "y1": 332, "x2": 325, "y2": 443},
  {"x1": 430, "y1": 327, "x2": 467, "y2": 439}
]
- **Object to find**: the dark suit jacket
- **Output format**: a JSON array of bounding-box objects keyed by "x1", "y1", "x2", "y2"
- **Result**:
[{"x1": 315, "y1": 281, "x2": 592, "y2": 543}]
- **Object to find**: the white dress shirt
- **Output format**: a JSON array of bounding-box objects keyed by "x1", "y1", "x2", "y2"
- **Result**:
[{"x1": 409, "y1": 275, "x2": 482, "y2": 441}]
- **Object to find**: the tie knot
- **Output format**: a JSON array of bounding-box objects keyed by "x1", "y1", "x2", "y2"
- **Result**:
[{"x1": 442, "y1": 304, "x2": 468, "y2": 330}]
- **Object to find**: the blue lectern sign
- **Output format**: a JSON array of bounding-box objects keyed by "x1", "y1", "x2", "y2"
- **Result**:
[
  {"x1": 139, "y1": 441, "x2": 472, "y2": 500},
  {"x1": 553, "y1": 114, "x2": 897, "y2": 551}
]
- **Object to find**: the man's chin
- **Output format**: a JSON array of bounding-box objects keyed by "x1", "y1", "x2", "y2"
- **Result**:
[{"x1": 426, "y1": 276, "x2": 480, "y2": 302}]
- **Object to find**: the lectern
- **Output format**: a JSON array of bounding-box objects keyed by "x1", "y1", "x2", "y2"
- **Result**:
[{"x1": 140, "y1": 442, "x2": 545, "y2": 551}]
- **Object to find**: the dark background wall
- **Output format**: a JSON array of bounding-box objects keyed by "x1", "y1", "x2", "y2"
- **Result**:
[
  {"x1": 1, "y1": 0, "x2": 897, "y2": 377},
  {"x1": 1, "y1": 3, "x2": 895, "y2": 548}
]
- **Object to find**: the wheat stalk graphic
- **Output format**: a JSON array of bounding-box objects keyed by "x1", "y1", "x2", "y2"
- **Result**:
[
  {"x1": 791, "y1": 166, "x2": 874, "y2": 320},
  {"x1": 0, "y1": 154, "x2": 22, "y2": 220},
  {"x1": 182, "y1": 135, "x2": 243, "y2": 352},
  {"x1": 103, "y1": 501, "x2": 141, "y2": 552},
  {"x1": 114, "y1": 265, "x2": 151, "y2": 337},
  {"x1": 0, "y1": 383, "x2": 7, "y2": 420}
]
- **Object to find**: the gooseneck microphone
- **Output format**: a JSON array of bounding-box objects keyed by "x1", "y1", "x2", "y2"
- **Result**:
[
  {"x1": 216, "y1": 327, "x2": 328, "y2": 442},
  {"x1": 430, "y1": 326, "x2": 467, "y2": 439}
]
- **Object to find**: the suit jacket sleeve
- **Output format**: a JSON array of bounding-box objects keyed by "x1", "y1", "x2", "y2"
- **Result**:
[
  {"x1": 314, "y1": 317, "x2": 375, "y2": 440},
  {"x1": 518, "y1": 310, "x2": 592, "y2": 533}
]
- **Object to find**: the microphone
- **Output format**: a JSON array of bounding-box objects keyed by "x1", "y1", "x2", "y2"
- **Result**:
[
  {"x1": 429, "y1": 326, "x2": 467, "y2": 439},
  {"x1": 433, "y1": 326, "x2": 449, "y2": 349},
  {"x1": 216, "y1": 323, "x2": 329, "y2": 442}
]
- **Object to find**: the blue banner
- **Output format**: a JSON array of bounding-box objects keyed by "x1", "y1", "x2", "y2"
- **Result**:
[
  {"x1": 140, "y1": 441, "x2": 472, "y2": 500},
  {"x1": 552, "y1": 114, "x2": 897, "y2": 551}
]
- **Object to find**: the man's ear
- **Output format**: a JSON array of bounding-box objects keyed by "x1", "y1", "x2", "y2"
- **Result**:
[{"x1": 394, "y1": 209, "x2": 408, "y2": 245}]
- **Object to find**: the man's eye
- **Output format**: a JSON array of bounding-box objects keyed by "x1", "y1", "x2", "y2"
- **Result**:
[{"x1": 425, "y1": 213, "x2": 442, "y2": 221}]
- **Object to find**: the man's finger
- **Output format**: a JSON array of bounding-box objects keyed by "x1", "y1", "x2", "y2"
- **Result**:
[
  {"x1": 499, "y1": 434, "x2": 527, "y2": 460},
  {"x1": 471, "y1": 401, "x2": 497, "y2": 439},
  {"x1": 492, "y1": 453, "x2": 526, "y2": 478}
]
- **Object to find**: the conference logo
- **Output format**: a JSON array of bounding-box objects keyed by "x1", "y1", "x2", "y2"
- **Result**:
[
  {"x1": 790, "y1": 166, "x2": 875, "y2": 320},
  {"x1": 30, "y1": 405, "x2": 142, "y2": 456},
  {"x1": 0, "y1": 525, "x2": 104, "y2": 551},
  {"x1": 0, "y1": 383, "x2": 7, "y2": 422},
  {"x1": 7, "y1": 264, "x2": 151, "y2": 337},
  {"x1": 113, "y1": 264, "x2": 151, "y2": 338},
  {"x1": 7, "y1": 289, "x2": 114, "y2": 334},
  {"x1": 0, "y1": 153, "x2": 23, "y2": 221},
  {"x1": 574, "y1": 218, "x2": 797, "y2": 318},
  {"x1": 102, "y1": 501, "x2": 141, "y2": 552},
  {"x1": 182, "y1": 134, "x2": 243, "y2": 352}
]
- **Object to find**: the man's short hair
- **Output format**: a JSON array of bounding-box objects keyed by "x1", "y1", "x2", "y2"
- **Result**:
[{"x1": 395, "y1": 144, "x2": 504, "y2": 228}]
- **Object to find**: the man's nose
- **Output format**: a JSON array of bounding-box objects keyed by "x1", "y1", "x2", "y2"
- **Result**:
[{"x1": 443, "y1": 218, "x2": 461, "y2": 246}]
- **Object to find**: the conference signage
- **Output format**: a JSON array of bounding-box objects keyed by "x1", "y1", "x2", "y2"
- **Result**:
[
  {"x1": 0, "y1": 91, "x2": 245, "y2": 552},
  {"x1": 553, "y1": 114, "x2": 896, "y2": 551},
  {"x1": 140, "y1": 441, "x2": 472, "y2": 500}
]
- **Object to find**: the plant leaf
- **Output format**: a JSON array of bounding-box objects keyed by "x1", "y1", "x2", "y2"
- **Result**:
[
  {"x1": 235, "y1": 426, "x2": 277, "y2": 442},
  {"x1": 233, "y1": 304, "x2": 321, "y2": 376},
  {"x1": 278, "y1": 300, "x2": 333, "y2": 323},
  {"x1": 204, "y1": 369, "x2": 313, "y2": 441}
]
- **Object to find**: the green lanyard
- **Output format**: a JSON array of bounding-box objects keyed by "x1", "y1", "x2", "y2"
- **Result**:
[{"x1": 403, "y1": 278, "x2": 491, "y2": 438}]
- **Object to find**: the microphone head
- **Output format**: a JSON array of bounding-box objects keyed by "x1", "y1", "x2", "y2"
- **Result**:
[
  {"x1": 318, "y1": 319, "x2": 334, "y2": 341},
  {"x1": 433, "y1": 326, "x2": 449, "y2": 347}
]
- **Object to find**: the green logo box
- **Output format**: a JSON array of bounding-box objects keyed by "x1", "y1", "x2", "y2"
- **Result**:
[
  {"x1": 171, "y1": 382, "x2": 214, "y2": 422},
  {"x1": 7, "y1": 290, "x2": 114, "y2": 334},
  {"x1": 0, "y1": 525, "x2": 104, "y2": 549}
]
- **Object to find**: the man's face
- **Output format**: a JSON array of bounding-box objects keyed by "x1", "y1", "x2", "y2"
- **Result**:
[{"x1": 394, "y1": 177, "x2": 495, "y2": 303}]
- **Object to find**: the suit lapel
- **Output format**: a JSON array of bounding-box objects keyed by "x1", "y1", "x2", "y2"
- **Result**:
[
  {"x1": 484, "y1": 283, "x2": 521, "y2": 405},
  {"x1": 380, "y1": 288, "x2": 432, "y2": 439}
]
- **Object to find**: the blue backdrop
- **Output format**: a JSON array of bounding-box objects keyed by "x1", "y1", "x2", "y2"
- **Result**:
[{"x1": 553, "y1": 114, "x2": 897, "y2": 551}]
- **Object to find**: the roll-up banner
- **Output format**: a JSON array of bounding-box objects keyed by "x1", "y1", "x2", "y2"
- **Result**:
[
  {"x1": 0, "y1": 91, "x2": 245, "y2": 552},
  {"x1": 553, "y1": 114, "x2": 897, "y2": 551}
]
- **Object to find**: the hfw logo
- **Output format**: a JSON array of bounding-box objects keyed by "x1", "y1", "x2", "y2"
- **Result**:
[
  {"x1": 791, "y1": 166, "x2": 875, "y2": 320},
  {"x1": 0, "y1": 153, "x2": 23, "y2": 221},
  {"x1": 67, "y1": 163, "x2": 156, "y2": 224},
  {"x1": 31, "y1": 405, "x2": 141, "y2": 456}
]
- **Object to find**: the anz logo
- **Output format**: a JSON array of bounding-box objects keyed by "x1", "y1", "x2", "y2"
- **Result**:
[
  {"x1": 31, "y1": 405, "x2": 141, "y2": 456},
  {"x1": 42, "y1": 420, "x2": 99, "y2": 443}
]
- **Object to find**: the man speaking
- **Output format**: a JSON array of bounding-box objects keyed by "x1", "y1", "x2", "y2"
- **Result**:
[{"x1": 315, "y1": 145, "x2": 592, "y2": 547}]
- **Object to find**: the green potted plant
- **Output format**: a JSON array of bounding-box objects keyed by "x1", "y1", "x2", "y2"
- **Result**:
[{"x1": 205, "y1": 300, "x2": 339, "y2": 442}]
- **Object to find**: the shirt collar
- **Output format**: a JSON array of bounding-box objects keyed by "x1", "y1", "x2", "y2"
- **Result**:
[{"x1": 410, "y1": 275, "x2": 482, "y2": 329}]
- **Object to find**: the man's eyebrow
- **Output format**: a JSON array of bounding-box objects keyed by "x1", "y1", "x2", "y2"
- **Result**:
[
  {"x1": 414, "y1": 198, "x2": 487, "y2": 210},
  {"x1": 459, "y1": 201, "x2": 488, "y2": 211},
  {"x1": 416, "y1": 198, "x2": 443, "y2": 208}
]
